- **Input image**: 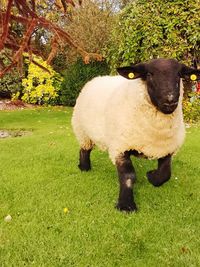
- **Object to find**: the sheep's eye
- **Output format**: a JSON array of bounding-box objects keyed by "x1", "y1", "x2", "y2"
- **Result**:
[{"x1": 147, "y1": 72, "x2": 153, "y2": 77}]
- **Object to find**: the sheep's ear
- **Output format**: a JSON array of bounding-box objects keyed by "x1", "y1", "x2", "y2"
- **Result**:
[
  {"x1": 179, "y1": 64, "x2": 200, "y2": 81},
  {"x1": 117, "y1": 63, "x2": 147, "y2": 80}
]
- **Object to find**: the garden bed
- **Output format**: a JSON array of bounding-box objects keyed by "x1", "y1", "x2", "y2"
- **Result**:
[{"x1": 0, "y1": 99, "x2": 34, "y2": 110}]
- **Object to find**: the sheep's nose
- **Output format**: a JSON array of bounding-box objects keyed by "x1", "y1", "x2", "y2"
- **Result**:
[
  {"x1": 167, "y1": 94, "x2": 174, "y2": 102},
  {"x1": 163, "y1": 101, "x2": 178, "y2": 108},
  {"x1": 163, "y1": 93, "x2": 178, "y2": 107},
  {"x1": 161, "y1": 100, "x2": 178, "y2": 114},
  {"x1": 160, "y1": 94, "x2": 179, "y2": 114}
]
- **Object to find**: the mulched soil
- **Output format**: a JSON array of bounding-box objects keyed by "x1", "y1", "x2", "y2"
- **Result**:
[{"x1": 0, "y1": 99, "x2": 35, "y2": 110}]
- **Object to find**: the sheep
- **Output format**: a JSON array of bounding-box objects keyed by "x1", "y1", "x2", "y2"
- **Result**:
[{"x1": 72, "y1": 58, "x2": 200, "y2": 212}]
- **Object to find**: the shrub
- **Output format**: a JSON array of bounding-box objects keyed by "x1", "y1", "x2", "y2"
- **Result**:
[
  {"x1": 21, "y1": 55, "x2": 63, "y2": 105},
  {"x1": 183, "y1": 93, "x2": 200, "y2": 123},
  {"x1": 106, "y1": 0, "x2": 200, "y2": 72},
  {"x1": 63, "y1": 0, "x2": 115, "y2": 65},
  {"x1": 0, "y1": 53, "x2": 23, "y2": 99},
  {"x1": 60, "y1": 59, "x2": 110, "y2": 106},
  {"x1": 0, "y1": 72, "x2": 23, "y2": 99}
]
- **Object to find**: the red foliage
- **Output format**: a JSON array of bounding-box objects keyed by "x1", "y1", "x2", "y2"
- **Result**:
[{"x1": 0, "y1": 0, "x2": 102, "y2": 77}]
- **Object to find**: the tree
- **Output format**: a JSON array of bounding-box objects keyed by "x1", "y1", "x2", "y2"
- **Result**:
[
  {"x1": 0, "y1": 0, "x2": 102, "y2": 77},
  {"x1": 62, "y1": 0, "x2": 115, "y2": 64},
  {"x1": 107, "y1": 0, "x2": 200, "y2": 70}
]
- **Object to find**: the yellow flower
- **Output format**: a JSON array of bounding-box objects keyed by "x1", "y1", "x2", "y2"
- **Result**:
[
  {"x1": 63, "y1": 207, "x2": 69, "y2": 213},
  {"x1": 22, "y1": 53, "x2": 62, "y2": 104}
]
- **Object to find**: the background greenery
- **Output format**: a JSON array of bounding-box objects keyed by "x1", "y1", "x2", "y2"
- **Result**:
[
  {"x1": 0, "y1": 108, "x2": 200, "y2": 266},
  {"x1": 183, "y1": 93, "x2": 200, "y2": 123},
  {"x1": 0, "y1": 72, "x2": 23, "y2": 99},
  {"x1": 1, "y1": 0, "x2": 199, "y2": 122},
  {"x1": 0, "y1": 54, "x2": 23, "y2": 99},
  {"x1": 106, "y1": 0, "x2": 200, "y2": 70}
]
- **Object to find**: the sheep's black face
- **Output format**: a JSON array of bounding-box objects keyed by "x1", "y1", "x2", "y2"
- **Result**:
[
  {"x1": 145, "y1": 59, "x2": 181, "y2": 114},
  {"x1": 117, "y1": 58, "x2": 200, "y2": 115}
]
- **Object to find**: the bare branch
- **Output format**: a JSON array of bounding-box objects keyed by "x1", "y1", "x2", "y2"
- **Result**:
[
  {"x1": 0, "y1": 0, "x2": 103, "y2": 77},
  {"x1": 0, "y1": 0, "x2": 13, "y2": 50},
  {"x1": 31, "y1": 59, "x2": 50, "y2": 73},
  {"x1": 47, "y1": 37, "x2": 59, "y2": 64},
  {"x1": 12, "y1": 19, "x2": 37, "y2": 63}
]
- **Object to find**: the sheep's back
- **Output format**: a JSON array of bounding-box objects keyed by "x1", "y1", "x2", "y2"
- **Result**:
[{"x1": 72, "y1": 76, "x2": 127, "y2": 150}]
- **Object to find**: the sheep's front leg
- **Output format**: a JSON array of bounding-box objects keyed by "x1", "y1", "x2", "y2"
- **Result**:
[
  {"x1": 147, "y1": 155, "x2": 171, "y2": 187},
  {"x1": 115, "y1": 152, "x2": 137, "y2": 212},
  {"x1": 78, "y1": 148, "x2": 92, "y2": 171}
]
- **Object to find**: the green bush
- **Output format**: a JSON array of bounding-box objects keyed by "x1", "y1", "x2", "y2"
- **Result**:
[
  {"x1": 183, "y1": 93, "x2": 200, "y2": 123},
  {"x1": 106, "y1": 0, "x2": 200, "y2": 72},
  {"x1": 0, "y1": 53, "x2": 23, "y2": 99},
  {"x1": 0, "y1": 72, "x2": 23, "y2": 99},
  {"x1": 60, "y1": 59, "x2": 110, "y2": 106}
]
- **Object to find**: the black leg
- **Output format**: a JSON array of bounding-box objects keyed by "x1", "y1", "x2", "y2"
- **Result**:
[
  {"x1": 115, "y1": 152, "x2": 137, "y2": 212},
  {"x1": 78, "y1": 148, "x2": 92, "y2": 171},
  {"x1": 147, "y1": 155, "x2": 171, "y2": 187}
]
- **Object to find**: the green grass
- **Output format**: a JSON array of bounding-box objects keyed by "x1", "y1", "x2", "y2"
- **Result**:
[{"x1": 0, "y1": 107, "x2": 200, "y2": 267}]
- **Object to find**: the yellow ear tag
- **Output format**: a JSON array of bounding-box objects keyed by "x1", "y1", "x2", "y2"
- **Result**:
[
  {"x1": 190, "y1": 74, "x2": 197, "y2": 81},
  {"x1": 128, "y1": 72, "x2": 135, "y2": 79}
]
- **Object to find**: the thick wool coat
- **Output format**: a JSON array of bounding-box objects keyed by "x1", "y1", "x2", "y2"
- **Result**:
[{"x1": 72, "y1": 76, "x2": 185, "y2": 164}]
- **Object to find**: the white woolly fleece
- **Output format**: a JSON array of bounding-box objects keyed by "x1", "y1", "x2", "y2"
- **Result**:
[{"x1": 72, "y1": 75, "x2": 185, "y2": 164}]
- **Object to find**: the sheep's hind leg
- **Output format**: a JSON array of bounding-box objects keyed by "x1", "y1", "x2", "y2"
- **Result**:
[
  {"x1": 78, "y1": 148, "x2": 92, "y2": 171},
  {"x1": 147, "y1": 155, "x2": 171, "y2": 187},
  {"x1": 115, "y1": 152, "x2": 137, "y2": 212}
]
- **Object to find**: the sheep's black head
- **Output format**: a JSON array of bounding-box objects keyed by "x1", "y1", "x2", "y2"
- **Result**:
[{"x1": 117, "y1": 58, "x2": 200, "y2": 114}]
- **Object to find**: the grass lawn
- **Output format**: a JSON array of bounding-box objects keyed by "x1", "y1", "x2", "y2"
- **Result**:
[{"x1": 0, "y1": 107, "x2": 200, "y2": 267}]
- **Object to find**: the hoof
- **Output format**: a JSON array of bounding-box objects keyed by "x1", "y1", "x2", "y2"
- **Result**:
[
  {"x1": 78, "y1": 164, "x2": 91, "y2": 171},
  {"x1": 147, "y1": 170, "x2": 170, "y2": 187},
  {"x1": 116, "y1": 202, "x2": 137, "y2": 213}
]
